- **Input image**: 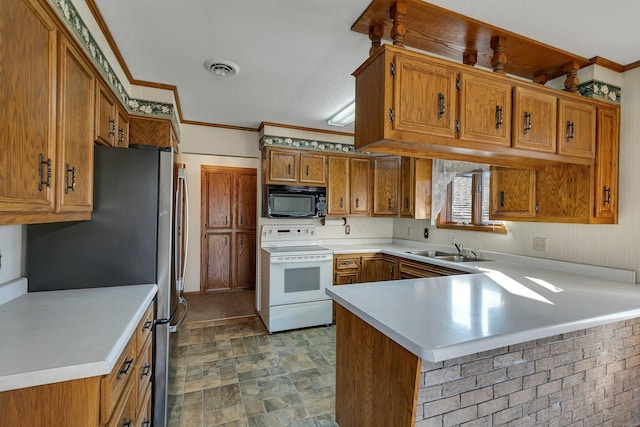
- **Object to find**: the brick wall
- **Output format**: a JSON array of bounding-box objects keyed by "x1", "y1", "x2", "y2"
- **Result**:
[{"x1": 416, "y1": 319, "x2": 640, "y2": 426}]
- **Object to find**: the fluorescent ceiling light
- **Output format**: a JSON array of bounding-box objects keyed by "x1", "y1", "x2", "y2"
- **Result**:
[{"x1": 328, "y1": 101, "x2": 355, "y2": 127}]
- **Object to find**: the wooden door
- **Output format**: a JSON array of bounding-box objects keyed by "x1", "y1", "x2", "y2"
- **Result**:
[
  {"x1": 350, "y1": 157, "x2": 371, "y2": 216},
  {"x1": 535, "y1": 164, "x2": 590, "y2": 222},
  {"x1": 489, "y1": 167, "x2": 536, "y2": 219},
  {"x1": 557, "y1": 98, "x2": 596, "y2": 158},
  {"x1": 203, "y1": 232, "x2": 233, "y2": 291},
  {"x1": 592, "y1": 106, "x2": 619, "y2": 223},
  {"x1": 236, "y1": 172, "x2": 256, "y2": 230},
  {"x1": 235, "y1": 232, "x2": 256, "y2": 290},
  {"x1": 203, "y1": 168, "x2": 233, "y2": 229},
  {"x1": 380, "y1": 256, "x2": 399, "y2": 281},
  {"x1": 327, "y1": 156, "x2": 350, "y2": 215},
  {"x1": 268, "y1": 149, "x2": 298, "y2": 183},
  {"x1": 56, "y1": 35, "x2": 94, "y2": 213},
  {"x1": 512, "y1": 86, "x2": 557, "y2": 153},
  {"x1": 95, "y1": 81, "x2": 117, "y2": 146},
  {"x1": 299, "y1": 152, "x2": 326, "y2": 185},
  {"x1": 372, "y1": 157, "x2": 400, "y2": 216},
  {"x1": 458, "y1": 73, "x2": 512, "y2": 146},
  {"x1": 0, "y1": 0, "x2": 57, "y2": 213},
  {"x1": 359, "y1": 254, "x2": 383, "y2": 283},
  {"x1": 392, "y1": 55, "x2": 458, "y2": 139}
]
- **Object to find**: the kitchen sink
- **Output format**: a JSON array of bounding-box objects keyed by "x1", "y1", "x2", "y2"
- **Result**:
[
  {"x1": 434, "y1": 255, "x2": 491, "y2": 263},
  {"x1": 406, "y1": 250, "x2": 456, "y2": 257}
]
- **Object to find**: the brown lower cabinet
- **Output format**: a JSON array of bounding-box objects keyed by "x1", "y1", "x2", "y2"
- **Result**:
[{"x1": 0, "y1": 302, "x2": 153, "y2": 426}]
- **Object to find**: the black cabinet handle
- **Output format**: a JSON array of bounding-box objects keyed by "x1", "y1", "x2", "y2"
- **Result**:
[
  {"x1": 140, "y1": 364, "x2": 151, "y2": 379},
  {"x1": 495, "y1": 105, "x2": 503, "y2": 129},
  {"x1": 603, "y1": 186, "x2": 612, "y2": 205},
  {"x1": 306, "y1": 165, "x2": 309, "y2": 176},
  {"x1": 38, "y1": 154, "x2": 51, "y2": 191},
  {"x1": 566, "y1": 121, "x2": 575, "y2": 142},
  {"x1": 108, "y1": 117, "x2": 116, "y2": 137},
  {"x1": 499, "y1": 191, "x2": 505, "y2": 208},
  {"x1": 387, "y1": 198, "x2": 392, "y2": 209},
  {"x1": 339, "y1": 197, "x2": 343, "y2": 208},
  {"x1": 287, "y1": 164, "x2": 292, "y2": 175},
  {"x1": 404, "y1": 197, "x2": 409, "y2": 209},
  {"x1": 240, "y1": 235, "x2": 244, "y2": 245},
  {"x1": 142, "y1": 320, "x2": 153, "y2": 331},
  {"x1": 355, "y1": 198, "x2": 359, "y2": 208},
  {"x1": 437, "y1": 93, "x2": 445, "y2": 120},
  {"x1": 523, "y1": 112, "x2": 532, "y2": 135},
  {"x1": 64, "y1": 163, "x2": 76, "y2": 194},
  {"x1": 117, "y1": 357, "x2": 134, "y2": 379}
]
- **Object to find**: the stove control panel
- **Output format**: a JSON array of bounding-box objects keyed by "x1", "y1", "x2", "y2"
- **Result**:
[{"x1": 261, "y1": 225, "x2": 317, "y2": 243}]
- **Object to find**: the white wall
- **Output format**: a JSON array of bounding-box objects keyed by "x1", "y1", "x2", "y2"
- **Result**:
[
  {"x1": 394, "y1": 67, "x2": 640, "y2": 276},
  {"x1": 0, "y1": 225, "x2": 24, "y2": 285},
  {"x1": 179, "y1": 124, "x2": 261, "y2": 293}
]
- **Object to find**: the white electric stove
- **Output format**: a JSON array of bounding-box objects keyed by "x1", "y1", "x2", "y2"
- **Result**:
[{"x1": 259, "y1": 225, "x2": 333, "y2": 332}]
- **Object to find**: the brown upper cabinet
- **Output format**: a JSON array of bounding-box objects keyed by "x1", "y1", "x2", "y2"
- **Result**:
[
  {"x1": 372, "y1": 156, "x2": 401, "y2": 216},
  {"x1": 327, "y1": 155, "x2": 371, "y2": 216},
  {"x1": 592, "y1": 105, "x2": 619, "y2": 223},
  {"x1": 0, "y1": 0, "x2": 95, "y2": 225},
  {"x1": 458, "y1": 73, "x2": 512, "y2": 147},
  {"x1": 512, "y1": 86, "x2": 557, "y2": 153},
  {"x1": 95, "y1": 80, "x2": 129, "y2": 148},
  {"x1": 354, "y1": 45, "x2": 606, "y2": 168},
  {"x1": 130, "y1": 117, "x2": 179, "y2": 150},
  {"x1": 400, "y1": 157, "x2": 432, "y2": 219},
  {"x1": 264, "y1": 148, "x2": 326, "y2": 185},
  {"x1": 557, "y1": 98, "x2": 596, "y2": 158}
]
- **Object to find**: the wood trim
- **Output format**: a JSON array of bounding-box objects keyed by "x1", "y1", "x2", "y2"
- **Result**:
[
  {"x1": 335, "y1": 304, "x2": 420, "y2": 427},
  {"x1": 182, "y1": 119, "x2": 259, "y2": 133},
  {"x1": 259, "y1": 121, "x2": 354, "y2": 137},
  {"x1": 623, "y1": 60, "x2": 640, "y2": 72},
  {"x1": 588, "y1": 56, "x2": 625, "y2": 73}
]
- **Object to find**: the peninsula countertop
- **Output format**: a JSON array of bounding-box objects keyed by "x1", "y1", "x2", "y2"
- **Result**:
[
  {"x1": 324, "y1": 240, "x2": 640, "y2": 362},
  {"x1": 0, "y1": 283, "x2": 157, "y2": 392}
]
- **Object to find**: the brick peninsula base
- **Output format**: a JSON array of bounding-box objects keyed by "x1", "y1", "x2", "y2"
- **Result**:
[{"x1": 334, "y1": 304, "x2": 640, "y2": 427}]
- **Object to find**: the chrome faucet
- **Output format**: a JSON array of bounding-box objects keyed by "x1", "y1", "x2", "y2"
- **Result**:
[{"x1": 453, "y1": 238, "x2": 463, "y2": 255}]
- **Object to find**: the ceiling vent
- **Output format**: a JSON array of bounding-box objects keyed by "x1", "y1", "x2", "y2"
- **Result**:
[{"x1": 203, "y1": 59, "x2": 239, "y2": 77}]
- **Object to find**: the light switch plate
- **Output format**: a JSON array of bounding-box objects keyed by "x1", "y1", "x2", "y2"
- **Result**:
[{"x1": 533, "y1": 237, "x2": 548, "y2": 251}]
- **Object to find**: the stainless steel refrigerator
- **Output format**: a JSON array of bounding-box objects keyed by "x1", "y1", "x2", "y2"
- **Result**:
[{"x1": 26, "y1": 144, "x2": 189, "y2": 427}]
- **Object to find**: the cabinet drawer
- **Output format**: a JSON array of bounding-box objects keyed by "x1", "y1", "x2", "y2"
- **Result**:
[
  {"x1": 137, "y1": 338, "x2": 153, "y2": 413},
  {"x1": 101, "y1": 336, "x2": 136, "y2": 424},
  {"x1": 136, "y1": 303, "x2": 154, "y2": 355},
  {"x1": 135, "y1": 387, "x2": 153, "y2": 427},
  {"x1": 105, "y1": 375, "x2": 135, "y2": 427},
  {"x1": 335, "y1": 257, "x2": 359, "y2": 270}
]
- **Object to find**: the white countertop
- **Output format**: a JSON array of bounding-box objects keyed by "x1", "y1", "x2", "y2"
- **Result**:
[
  {"x1": 0, "y1": 284, "x2": 157, "y2": 392},
  {"x1": 326, "y1": 242, "x2": 640, "y2": 362}
]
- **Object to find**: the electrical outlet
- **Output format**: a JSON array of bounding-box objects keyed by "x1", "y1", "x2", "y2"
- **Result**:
[
  {"x1": 533, "y1": 237, "x2": 548, "y2": 252},
  {"x1": 424, "y1": 228, "x2": 429, "y2": 239}
]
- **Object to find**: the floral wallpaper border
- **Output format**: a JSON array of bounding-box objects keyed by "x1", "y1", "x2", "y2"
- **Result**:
[
  {"x1": 577, "y1": 80, "x2": 621, "y2": 105},
  {"x1": 260, "y1": 136, "x2": 361, "y2": 154},
  {"x1": 48, "y1": 0, "x2": 180, "y2": 139}
]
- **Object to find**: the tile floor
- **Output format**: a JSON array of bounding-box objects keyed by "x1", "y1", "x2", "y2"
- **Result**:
[{"x1": 167, "y1": 316, "x2": 338, "y2": 426}]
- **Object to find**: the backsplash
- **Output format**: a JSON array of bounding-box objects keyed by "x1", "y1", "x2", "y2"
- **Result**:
[{"x1": 258, "y1": 217, "x2": 393, "y2": 241}]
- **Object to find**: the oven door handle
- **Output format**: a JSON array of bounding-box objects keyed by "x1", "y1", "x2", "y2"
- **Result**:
[{"x1": 268, "y1": 256, "x2": 332, "y2": 264}]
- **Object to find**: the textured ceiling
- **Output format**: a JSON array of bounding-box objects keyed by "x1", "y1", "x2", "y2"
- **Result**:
[{"x1": 93, "y1": 0, "x2": 640, "y2": 134}]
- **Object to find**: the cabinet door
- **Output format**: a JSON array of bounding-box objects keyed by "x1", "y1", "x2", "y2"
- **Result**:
[
  {"x1": 535, "y1": 164, "x2": 590, "y2": 222},
  {"x1": 459, "y1": 73, "x2": 512, "y2": 146},
  {"x1": 592, "y1": 106, "x2": 619, "y2": 223},
  {"x1": 56, "y1": 35, "x2": 94, "y2": 213},
  {"x1": 327, "y1": 156, "x2": 350, "y2": 215},
  {"x1": 489, "y1": 167, "x2": 536, "y2": 219},
  {"x1": 512, "y1": 86, "x2": 557, "y2": 153},
  {"x1": 129, "y1": 117, "x2": 172, "y2": 148},
  {"x1": 335, "y1": 272, "x2": 358, "y2": 285},
  {"x1": 400, "y1": 157, "x2": 432, "y2": 219},
  {"x1": 400, "y1": 157, "x2": 415, "y2": 217},
  {"x1": 236, "y1": 172, "x2": 257, "y2": 230},
  {"x1": 299, "y1": 152, "x2": 326, "y2": 185},
  {"x1": 116, "y1": 106, "x2": 129, "y2": 148},
  {"x1": 235, "y1": 232, "x2": 256, "y2": 290},
  {"x1": 372, "y1": 157, "x2": 400, "y2": 216},
  {"x1": 359, "y1": 254, "x2": 383, "y2": 283},
  {"x1": 0, "y1": 0, "x2": 57, "y2": 212},
  {"x1": 203, "y1": 169, "x2": 233, "y2": 228},
  {"x1": 380, "y1": 256, "x2": 398, "y2": 281},
  {"x1": 350, "y1": 157, "x2": 371, "y2": 216},
  {"x1": 557, "y1": 98, "x2": 596, "y2": 158},
  {"x1": 268, "y1": 150, "x2": 298, "y2": 183},
  {"x1": 95, "y1": 81, "x2": 117, "y2": 146},
  {"x1": 203, "y1": 232, "x2": 233, "y2": 292},
  {"x1": 392, "y1": 55, "x2": 458, "y2": 138}
]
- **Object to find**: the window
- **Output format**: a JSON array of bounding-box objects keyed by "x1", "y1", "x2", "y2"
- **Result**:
[{"x1": 437, "y1": 171, "x2": 506, "y2": 233}]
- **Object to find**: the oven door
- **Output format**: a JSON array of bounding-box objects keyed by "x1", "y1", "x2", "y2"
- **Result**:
[{"x1": 268, "y1": 254, "x2": 332, "y2": 305}]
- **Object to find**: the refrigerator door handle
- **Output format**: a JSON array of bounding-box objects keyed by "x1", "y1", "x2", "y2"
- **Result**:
[
  {"x1": 175, "y1": 168, "x2": 189, "y2": 293},
  {"x1": 169, "y1": 296, "x2": 188, "y2": 333}
]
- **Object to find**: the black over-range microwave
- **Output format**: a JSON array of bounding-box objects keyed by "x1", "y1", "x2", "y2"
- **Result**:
[{"x1": 264, "y1": 185, "x2": 327, "y2": 218}]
